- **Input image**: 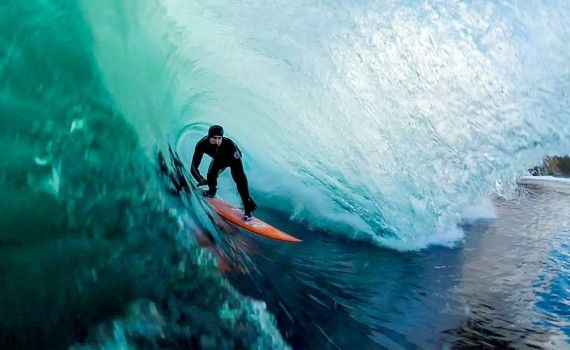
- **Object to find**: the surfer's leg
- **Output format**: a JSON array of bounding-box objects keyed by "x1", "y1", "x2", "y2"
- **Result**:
[
  {"x1": 230, "y1": 160, "x2": 250, "y2": 203},
  {"x1": 230, "y1": 161, "x2": 256, "y2": 219}
]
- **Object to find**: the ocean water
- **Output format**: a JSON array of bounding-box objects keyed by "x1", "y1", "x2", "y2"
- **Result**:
[{"x1": 1, "y1": 0, "x2": 569, "y2": 349}]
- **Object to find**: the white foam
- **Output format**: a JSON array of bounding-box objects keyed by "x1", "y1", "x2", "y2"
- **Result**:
[
  {"x1": 373, "y1": 225, "x2": 465, "y2": 252},
  {"x1": 461, "y1": 196, "x2": 498, "y2": 221},
  {"x1": 520, "y1": 175, "x2": 570, "y2": 184}
]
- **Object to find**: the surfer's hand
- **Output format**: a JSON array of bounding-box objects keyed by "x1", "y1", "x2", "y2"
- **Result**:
[
  {"x1": 197, "y1": 177, "x2": 208, "y2": 186},
  {"x1": 244, "y1": 197, "x2": 257, "y2": 212}
]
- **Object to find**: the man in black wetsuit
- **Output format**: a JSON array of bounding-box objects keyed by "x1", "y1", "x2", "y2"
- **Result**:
[{"x1": 190, "y1": 125, "x2": 257, "y2": 221}]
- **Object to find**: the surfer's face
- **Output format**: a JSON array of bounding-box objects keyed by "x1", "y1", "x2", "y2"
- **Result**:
[{"x1": 209, "y1": 136, "x2": 223, "y2": 146}]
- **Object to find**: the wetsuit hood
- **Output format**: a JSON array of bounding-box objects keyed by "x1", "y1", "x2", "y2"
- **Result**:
[{"x1": 208, "y1": 125, "x2": 224, "y2": 138}]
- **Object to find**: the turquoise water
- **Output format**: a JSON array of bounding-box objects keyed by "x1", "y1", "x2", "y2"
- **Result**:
[{"x1": 1, "y1": 0, "x2": 569, "y2": 348}]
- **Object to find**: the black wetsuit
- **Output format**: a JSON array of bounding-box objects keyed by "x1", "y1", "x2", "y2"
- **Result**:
[{"x1": 190, "y1": 136, "x2": 252, "y2": 207}]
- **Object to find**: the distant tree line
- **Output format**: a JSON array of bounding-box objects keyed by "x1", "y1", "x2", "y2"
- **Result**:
[{"x1": 528, "y1": 156, "x2": 570, "y2": 177}]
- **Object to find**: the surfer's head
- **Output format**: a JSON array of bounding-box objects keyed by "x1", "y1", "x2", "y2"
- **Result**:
[{"x1": 208, "y1": 125, "x2": 224, "y2": 146}]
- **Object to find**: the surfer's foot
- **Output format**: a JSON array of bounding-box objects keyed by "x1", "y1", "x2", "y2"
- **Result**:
[
  {"x1": 202, "y1": 189, "x2": 216, "y2": 197},
  {"x1": 243, "y1": 211, "x2": 252, "y2": 221}
]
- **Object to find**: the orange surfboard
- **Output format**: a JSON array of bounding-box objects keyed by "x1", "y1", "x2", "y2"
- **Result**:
[{"x1": 204, "y1": 196, "x2": 301, "y2": 243}]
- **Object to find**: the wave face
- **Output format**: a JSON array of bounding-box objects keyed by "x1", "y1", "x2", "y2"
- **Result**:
[
  {"x1": 165, "y1": 0, "x2": 570, "y2": 249},
  {"x1": 1, "y1": 0, "x2": 569, "y2": 345}
]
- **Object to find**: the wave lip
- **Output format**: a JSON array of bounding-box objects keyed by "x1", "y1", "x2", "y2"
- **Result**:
[{"x1": 0, "y1": 0, "x2": 289, "y2": 348}]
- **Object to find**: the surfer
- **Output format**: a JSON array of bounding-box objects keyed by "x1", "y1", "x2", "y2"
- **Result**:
[{"x1": 190, "y1": 125, "x2": 257, "y2": 221}]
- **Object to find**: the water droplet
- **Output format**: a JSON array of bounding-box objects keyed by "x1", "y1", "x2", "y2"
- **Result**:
[
  {"x1": 70, "y1": 118, "x2": 85, "y2": 133},
  {"x1": 34, "y1": 154, "x2": 51, "y2": 166}
]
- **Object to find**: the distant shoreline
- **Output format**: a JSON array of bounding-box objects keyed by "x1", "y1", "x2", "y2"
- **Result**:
[{"x1": 528, "y1": 156, "x2": 570, "y2": 177}]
